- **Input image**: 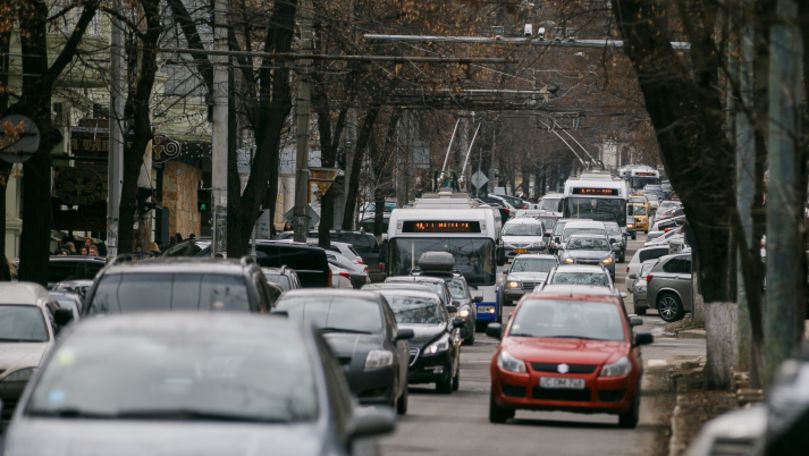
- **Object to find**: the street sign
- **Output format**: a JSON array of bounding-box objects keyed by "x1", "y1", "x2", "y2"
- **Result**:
[{"x1": 470, "y1": 170, "x2": 489, "y2": 189}]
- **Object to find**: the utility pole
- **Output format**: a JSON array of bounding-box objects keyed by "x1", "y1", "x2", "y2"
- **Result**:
[
  {"x1": 106, "y1": 0, "x2": 124, "y2": 259},
  {"x1": 293, "y1": 0, "x2": 313, "y2": 242},
  {"x1": 211, "y1": 0, "x2": 229, "y2": 256},
  {"x1": 765, "y1": 0, "x2": 803, "y2": 384}
]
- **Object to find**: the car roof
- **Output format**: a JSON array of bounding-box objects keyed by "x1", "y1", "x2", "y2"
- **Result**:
[
  {"x1": 102, "y1": 256, "x2": 255, "y2": 275},
  {"x1": 552, "y1": 264, "x2": 608, "y2": 273},
  {"x1": 281, "y1": 288, "x2": 382, "y2": 300},
  {"x1": 0, "y1": 282, "x2": 51, "y2": 306},
  {"x1": 564, "y1": 220, "x2": 606, "y2": 229},
  {"x1": 504, "y1": 217, "x2": 542, "y2": 225},
  {"x1": 513, "y1": 254, "x2": 558, "y2": 261},
  {"x1": 362, "y1": 283, "x2": 435, "y2": 293},
  {"x1": 371, "y1": 288, "x2": 442, "y2": 300},
  {"x1": 657, "y1": 252, "x2": 692, "y2": 263},
  {"x1": 386, "y1": 276, "x2": 446, "y2": 285},
  {"x1": 567, "y1": 233, "x2": 608, "y2": 239},
  {"x1": 523, "y1": 287, "x2": 620, "y2": 301}
]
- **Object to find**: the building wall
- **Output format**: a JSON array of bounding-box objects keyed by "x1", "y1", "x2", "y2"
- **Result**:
[
  {"x1": 162, "y1": 161, "x2": 201, "y2": 239},
  {"x1": 4, "y1": 165, "x2": 22, "y2": 260}
]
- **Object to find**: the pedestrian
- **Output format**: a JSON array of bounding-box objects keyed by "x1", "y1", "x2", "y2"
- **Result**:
[
  {"x1": 80, "y1": 246, "x2": 88, "y2": 256},
  {"x1": 189, "y1": 233, "x2": 196, "y2": 240},
  {"x1": 58, "y1": 248, "x2": 69, "y2": 256},
  {"x1": 64, "y1": 241, "x2": 76, "y2": 255},
  {"x1": 83, "y1": 238, "x2": 93, "y2": 251},
  {"x1": 148, "y1": 241, "x2": 161, "y2": 256},
  {"x1": 88, "y1": 246, "x2": 99, "y2": 256},
  {"x1": 283, "y1": 222, "x2": 293, "y2": 232}
]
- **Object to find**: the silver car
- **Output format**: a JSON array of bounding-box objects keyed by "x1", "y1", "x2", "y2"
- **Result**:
[
  {"x1": 646, "y1": 253, "x2": 693, "y2": 322},
  {"x1": 501, "y1": 254, "x2": 559, "y2": 305},
  {"x1": 630, "y1": 260, "x2": 658, "y2": 315}
]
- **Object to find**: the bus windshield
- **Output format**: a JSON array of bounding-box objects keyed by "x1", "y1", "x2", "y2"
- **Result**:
[
  {"x1": 630, "y1": 176, "x2": 660, "y2": 191},
  {"x1": 389, "y1": 237, "x2": 495, "y2": 286},
  {"x1": 563, "y1": 197, "x2": 626, "y2": 226}
]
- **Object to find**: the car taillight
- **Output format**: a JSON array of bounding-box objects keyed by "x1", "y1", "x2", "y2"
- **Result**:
[
  {"x1": 339, "y1": 271, "x2": 350, "y2": 279},
  {"x1": 646, "y1": 274, "x2": 653, "y2": 283},
  {"x1": 664, "y1": 227, "x2": 671, "y2": 233},
  {"x1": 363, "y1": 265, "x2": 369, "y2": 273},
  {"x1": 356, "y1": 259, "x2": 365, "y2": 265},
  {"x1": 378, "y1": 262, "x2": 385, "y2": 271}
]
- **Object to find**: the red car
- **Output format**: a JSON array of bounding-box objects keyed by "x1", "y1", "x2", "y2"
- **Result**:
[{"x1": 486, "y1": 290, "x2": 653, "y2": 427}]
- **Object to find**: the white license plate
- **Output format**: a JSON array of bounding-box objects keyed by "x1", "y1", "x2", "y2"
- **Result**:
[{"x1": 539, "y1": 377, "x2": 585, "y2": 390}]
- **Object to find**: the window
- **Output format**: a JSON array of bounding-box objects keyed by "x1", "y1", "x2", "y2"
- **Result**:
[
  {"x1": 639, "y1": 248, "x2": 668, "y2": 263},
  {"x1": 663, "y1": 257, "x2": 691, "y2": 274}
]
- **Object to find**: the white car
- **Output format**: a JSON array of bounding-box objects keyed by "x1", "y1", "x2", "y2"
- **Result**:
[
  {"x1": 329, "y1": 263, "x2": 354, "y2": 289},
  {"x1": 0, "y1": 282, "x2": 58, "y2": 419},
  {"x1": 501, "y1": 217, "x2": 547, "y2": 258},
  {"x1": 625, "y1": 245, "x2": 671, "y2": 291}
]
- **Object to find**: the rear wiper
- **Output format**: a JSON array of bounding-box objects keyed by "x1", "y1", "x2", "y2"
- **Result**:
[
  {"x1": 318, "y1": 327, "x2": 372, "y2": 335},
  {"x1": 113, "y1": 409, "x2": 290, "y2": 423}
]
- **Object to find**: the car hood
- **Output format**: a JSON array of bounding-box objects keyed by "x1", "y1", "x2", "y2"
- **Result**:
[
  {"x1": 503, "y1": 337, "x2": 629, "y2": 366},
  {"x1": 507, "y1": 272, "x2": 548, "y2": 282},
  {"x1": 564, "y1": 250, "x2": 611, "y2": 261},
  {"x1": 503, "y1": 236, "x2": 544, "y2": 246},
  {"x1": 0, "y1": 342, "x2": 50, "y2": 372},
  {"x1": 321, "y1": 332, "x2": 383, "y2": 359},
  {"x1": 5, "y1": 420, "x2": 325, "y2": 456},
  {"x1": 399, "y1": 324, "x2": 445, "y2": 348}
]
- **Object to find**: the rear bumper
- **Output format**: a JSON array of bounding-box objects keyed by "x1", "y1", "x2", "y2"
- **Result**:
[
  {"x1": 345, "y1": 366, "x2": 397, "y2": 405},
  {"x1": 475, "y1": 301, "x2": 498, "y2": 322},
  {"x1": 409, "y1": 351, "x2": 452, "y2": 384}
]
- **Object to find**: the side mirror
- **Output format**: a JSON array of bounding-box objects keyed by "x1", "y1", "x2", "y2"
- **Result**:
[
  {"x1": 54, "y1": 308, "x2": 74, "y2": 327},
  {"x1": 486, "y1": 323, "x2": 503, "y2": 340},
  {"x1": 629, "y1": 315, "x2": 643, "y2": 327},
  {"x1": 452, "y1": 300, "x2": 461, "y2": 307},
  {"x1": 446, "y1": 304, "x2": 458, "y2": 314},
  {"x1": 634, "y1": 332, "x2": 654, "y2": 346},
  {"x1": 347, "y1": 406, "x2": 396, "y2": 447},
  {"x1": 395, "y1": 328, "x2": 414, "y2": 341},
  {"x1": 628, "y1": 273, "x2": 637, "y2": 280},
  {"x1": 473, "y1": 296, "x2": 483, "y2": 304},
  {"x1": 452, "y1": 317, "x2": 466, "y2": 328}
]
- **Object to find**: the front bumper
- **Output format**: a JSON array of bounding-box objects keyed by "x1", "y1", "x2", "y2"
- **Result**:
[
  {"x1": 491, "y1": 367, "x2": 638, "y2": 415},
  {"x1": 344, "y1": 365, "x2": 397, "y2": 406},
  {"x1": 503, "y1": 287, "x2": 526, "y2": 304},
  {"x1": 0, "y1": 380, "x2": 28, "y2": 419},
  {"x1": 408, "y1": 350, "x2": 452, "y2": 384},
  {"x1": 475, "y1": 301, "x2": 498, "y2": 322},
  {"x1": 505, "y1": 246, "x2": 545, "y2": 258}
]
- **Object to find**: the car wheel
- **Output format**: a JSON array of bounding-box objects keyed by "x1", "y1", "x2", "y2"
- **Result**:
[
  {"x1": 464, "y1": 326, "x2": 475, "y2": 345},
  {"x1": 397, "y1": 386, "x2": 408, "y2": 415},
  {"x1": 489, "y1": 392, "x2": 514, "y2": 424},
  {"x1": 452, "y1": 367, "x2": 460, "y2": 391},
  {"x1": 631, "y1": 232, "x2": 637, "y2": 240},
  {"x1": 436, "y1": 367, "x2": 453, "y2": 394},
  {"x1": 476, "y1": 321, "x2": 487, "y2": 332},
  {"x1": 657, "y1": 292, "x2": 684, "y2": 322},
  {"x1": 618, "y1": 394, "x2": 640, "y2": 428}
]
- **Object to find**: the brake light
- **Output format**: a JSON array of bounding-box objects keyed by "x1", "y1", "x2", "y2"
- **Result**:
[
  {"x1": 355, "y1": 259, "x2": 365, "y2": 265},
  {"x1": 339, "y1": 271, "x2": 350, "y2": 279},
  {"x1": 664, "y1": 227, "x2": 671, "y2": 233},
  {"x1": 363, "y1": 265, "x2": 369, "y2": 273},
  {"x1": 378, "y1": 262, "x2": 385, "y2": 271},
  {"x1": 646, "y1": 274, "x2": 653, "y2": 283}
]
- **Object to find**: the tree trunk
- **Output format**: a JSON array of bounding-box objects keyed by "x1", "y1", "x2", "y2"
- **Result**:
[
  {"x1": 226, "y1": 42, "x2": 242, "y2": 258},
  {"x1": 342, "y1": 107, "x2": 379, "y2": 230},
  {"x1": 117, "y1": 0, "x2": 161, "y2": 255}
]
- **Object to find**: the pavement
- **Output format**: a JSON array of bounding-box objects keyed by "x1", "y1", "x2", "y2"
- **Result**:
[{"x1": 381, "y1": 235, "x2": 707, "y2": 456}]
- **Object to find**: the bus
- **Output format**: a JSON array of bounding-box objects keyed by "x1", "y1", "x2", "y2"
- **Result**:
[
  {"x1": 620, "y1": 165, "x2": 661, "y2": 191},
  {"x1": 386, "y1": 191, "x2": 505, "y2": 327},
  {"x1": 562, "y1": 172, "x2": 628, "y2": 227}
]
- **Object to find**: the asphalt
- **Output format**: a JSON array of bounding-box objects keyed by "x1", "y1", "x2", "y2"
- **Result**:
[{"x1": 380, "y1": 234, "x2": 706, "y2": 456}]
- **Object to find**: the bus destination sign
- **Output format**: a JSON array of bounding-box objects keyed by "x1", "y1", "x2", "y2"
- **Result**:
[
  {"x1": 403, "y1": 221, "x2": 482, "y2": 233},
  {"x1": 633, "y1": 171, "x2": 657, "y2": 177},
  {"x1": 571, "y1": 187, "x2": 620, "y2": 196}
]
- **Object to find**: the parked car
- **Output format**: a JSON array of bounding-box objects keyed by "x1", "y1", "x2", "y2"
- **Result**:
[
  {"x1": 646, "y1": 253, "x2": 693, "y2": 322},
  {"x1": 327, "y1": 251, "x2": 370, "y2": 289},
  {"x1": 542, "y1": 264, "x2": 615, "y2": 291},
  {"x1": 330, "y1": 263, "x2": 355, "y2": 289},
  {"x1": 47, "y1": 256, "x2": 106, "y2": 289},
  {"x1": 626, "y1": 245, "x2": 671, "y2": 292},
  {"x1": 501, "y1": 218, "x2": 548, "y2": 259},
  {"x1": 80, "y1": 257, "x2": 274, "y2": 318},
  {"x1": 377, "y1": 288, "x2": 463, "y2": 394},
  {"x1": 557, "y1": 234, "x2": 616, "y2": 279},
  {"x1": 277, "y1": 231, "x2": 385, "y2": 282},
  {"x1": 647, "y1": 215, "x2": 686, "y2": 241},
  {"x1": 630, "y1": 260, "x2": 658, "y2": 315},
  {"x1": 500, "y1": 254, "x2": 559, "y2": 306},
  {"x1": 0, "y1": 283, "x2": 58, "y2": 419},
  {"x1": 486, "y1": 291, "x2": 652, "y2": 427},
  {"x1": 275, "y1": 289, "x2": 413, "y2": 413},
  {"x1": 3, "y1": 313, "x2": 396, "y2": 455}
]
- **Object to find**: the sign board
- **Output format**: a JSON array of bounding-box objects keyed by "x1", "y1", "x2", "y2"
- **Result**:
[
  {"x1": 470, "y1": 170, "x2": 489, "y2": 189},
  {"x1": 0, "y1": 114, "x2": 40, "y2": 163},
  {"x1": 283, "y1": 206, "x2": 320, "y2": 229},
  {"x1": 53, "y1": 168, "x2": 106, "y2": 206},
  {"x1": 152, "y1": 134, "x2": 182, "y2": 164}
]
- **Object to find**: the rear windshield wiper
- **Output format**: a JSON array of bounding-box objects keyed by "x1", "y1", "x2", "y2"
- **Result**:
[
  {"x1": 318, "y1": 327, "x2": 372, "y2": 335},
  {"x1": 112, "y1": 409, "x2": 291, "y2": 423}
]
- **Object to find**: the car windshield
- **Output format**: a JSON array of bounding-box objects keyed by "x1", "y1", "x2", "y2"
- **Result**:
[
  {"x1": 277, "y1": 296, "x2": 382, "y2": 333},
  {"x1": 509, "y1": 300, "x2": 625, "y2": 341},
  {"x1": 390, "y1": 238, "x2": 495, "y2": 286},
  {"x1": 604, "y1": 224, "x2": 622, "y2": 236},
  {"x1": 627, "y1": 204, "x2": 647, "y2": 216},
  {"x1": 538, "y1": 217, "x2": 557, "y2": 231},
  {"x1": 640, "y1": 261, "x2": 657, "y2": 277},
  {"x1": 384, "y1": 295, "x2": 445, "y2": 325},
  {"x1": 539, "y1": 197, "x2": 561, "y2": 212},
  {"x1": 88, "y1": 274, "x2": 250, "y2": 314},
  {"x1": 502, "y1": 224, "x2": 543, "y2": 236},
  {"x1": 566, "y1": 238, "x2": 610, "y2": 250},
  {"x1": 550, "y1": 272, "x2": 610, "y2": 287},
  {"x1": 0, "y1": 305, "x2": 49, "y2": 342},
  {"x1": 511, "y1": 258, "x2": 557, "y2": 273},
  {"x1": 26, "y1": 330, "x2": 317, "y2": 422},
  {"x1": 446, "y1": 278, "x2": 469, "y2": 299},
  {"x1": 265, "y1": 274, "x2": 292, "y2": 291}
]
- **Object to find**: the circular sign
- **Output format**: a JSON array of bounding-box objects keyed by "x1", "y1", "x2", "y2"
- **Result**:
[
  {"x1": 0, "y1": 114, "x2": 40, "y2": 163},
  {"x1": 53, "y1": 168, "x2": 105, "y2": 206},
  {"x1": 152, "y1": 134, "x2": 181, "y2": 163}
]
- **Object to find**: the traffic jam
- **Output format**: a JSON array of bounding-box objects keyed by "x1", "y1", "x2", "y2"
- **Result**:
[{"x1": 0, "y1": 165, "x2": 689, "y2": 454}]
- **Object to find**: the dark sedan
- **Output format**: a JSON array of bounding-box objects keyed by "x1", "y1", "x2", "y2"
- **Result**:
[
  {"x1": 275, "y1": 289, "x2": 413, "y2": 414},
  {"x1": 378, "y1": 289, "x2": 463, "y2": 394},
  {"x1": 3, "y1": 313, "x2": 396, "y2": 456}
]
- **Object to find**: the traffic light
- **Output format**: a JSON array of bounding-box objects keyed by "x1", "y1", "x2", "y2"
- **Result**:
[{"x1": 197, "y1": 188, "x2": 210, "y2": 213}]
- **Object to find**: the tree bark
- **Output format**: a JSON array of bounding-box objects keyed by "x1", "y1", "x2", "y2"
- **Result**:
[
  {"x1": 117, "y1": 0, "x2": 161, "y2": 254},
  {"x1": 342, "y1": 106, "x2": 380, "y2": 230}
]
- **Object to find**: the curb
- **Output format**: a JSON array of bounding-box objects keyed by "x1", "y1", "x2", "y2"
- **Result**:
[
  {"x1": 676, "y1": 328, "x2": 706, "y2": 339},
  {"x1": 666, "y1": 358, "x2": 707, "y2": 456}
]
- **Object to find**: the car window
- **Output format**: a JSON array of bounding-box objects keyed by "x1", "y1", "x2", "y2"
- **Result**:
[
  {"x1": 550, "y1": 272, "x2": 609, "y2": 287},
  {"x1": 663, "y1": 257, "x2": 691, "y2": 274},
  {"x1": 502, "y1": 223, "x2": 543, "y2": 236},
  {"x1": 27, "y1": 330, "x2": 318, "y2": 422},
  {"x1": 446, "y1": 278, "x2": 470, "y2": 299},
  {"x1": 88, "y1": 274, "x2": 251, "y2": 314},
  {"x1": 266, "y1": 274, "x2": 292, "y2": 291},
  {"x1": 640, "y1": 261, "x2": 656, "y2": 278},
  {"x1": 314, "y1": 333, "x2": 352, "y2": 433},
  {"x1": 639, "y1": 248, "x2": 668, "y2": 263},
  {"x1": 277, "y1": 296, "x2": 383, "y2": 333},
  {"x1": 510, "y1": 299, "x2": 625, "y2": 341},
  {"x1": 511, "y1": 258, "x2": 557, "y2": 273},
  {"x1": 385, "y1": 295, "x2": 446, "y2": 325},
  {"x1": 566, "y1": 238, "x2": 610, "y2": 250},
  {"x1": 0, "y1": 305, "x2": 49, "y2": 342}
]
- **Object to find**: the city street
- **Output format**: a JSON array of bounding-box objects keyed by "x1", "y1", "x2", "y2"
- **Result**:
[{"x1": 382, "y1": 236, "x2": 706, "y2": 456}]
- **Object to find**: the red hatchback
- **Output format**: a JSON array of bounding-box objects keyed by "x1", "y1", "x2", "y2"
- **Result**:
[{"x1": 486, "y1": 291, "x2": 653, "y2": 427}]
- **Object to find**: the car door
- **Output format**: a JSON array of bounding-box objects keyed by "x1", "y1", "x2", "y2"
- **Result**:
[{"x1": 662, "y1": 256, "x2": 693, "y2": 311}]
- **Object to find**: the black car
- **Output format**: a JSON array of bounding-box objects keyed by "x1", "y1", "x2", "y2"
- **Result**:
[
  {"x1": 76, "y1": 257, "x2": 274, "y2": 320},
  {"x1": 275, "y1": 289, "x2": 414, "y2": 414},
  {"x1": 46, "y1": 256, "x2": 106, "y2": 289},
  {"x1": 379, "y1": 289, "x2": 463, "y2": 394},
  {"x1": 4, "y1": 313, "x2": 396, "y2": 456},
  {"x1": 276, "y1": 230, "x2": 385, "y2": 282}
]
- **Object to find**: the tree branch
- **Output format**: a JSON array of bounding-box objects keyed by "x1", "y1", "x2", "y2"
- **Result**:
[{"x1": 42, "y1": 0, "x2": 100, "y2": 91}]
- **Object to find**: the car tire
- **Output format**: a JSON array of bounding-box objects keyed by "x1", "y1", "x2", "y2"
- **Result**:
[
  {"x1": 631, "y1": 232, "x2": 637, "y2": 240},
  {"x1": 464, "y1": 326, "x2": 475, "y2": 345},
  {"x1": 436, "y1": 370, "x2": 453, "y2": 394},
  {"x1": 489, "y1": 392, "x2": 514, "y2": 424},
  {"x1": 397, "y1": 386, "x2": 408, "y2": 415},
  {"x1": 657, "y1": 292, "x2": 684, "y2": 322},
  {"x1": 618, "y1": 394, "x2": 640, "y2": 428},
  {"x1": 476, "y1": 321, "x2": 487, "y2": 332}
]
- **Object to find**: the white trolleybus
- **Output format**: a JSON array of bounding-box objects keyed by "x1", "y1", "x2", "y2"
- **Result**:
[
  {"x1": 562, "y1": 171, "x2": 629, "y2": 227},
  {"x1": 619, "y1": 165, "x2": 661, "y2": 192},
  {"x1": 386, "y1": 191, "x2": 506, "y2": 328}
]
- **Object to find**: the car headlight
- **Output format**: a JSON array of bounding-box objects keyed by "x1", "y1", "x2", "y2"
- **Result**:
[
  {"x1": 563, "y1": 257, "x2": 574, "y2": 264},
  {"x1": 506, "y1": 280, "x2": 521, "y2": 289},
  {"x1": 4, "y1": 367, "x2": 37, "y2": 382},
  {"x1": 600, "y1": 356, "x2": 632, "y2": 377},
  {"x1": 364, "y1": 350, "x2": 394, "y2": 370},
  {"x1": 602, "y1": 257, "x2": 614, "y2": 265},
  {"x1": 627, "y1": 223, "x2": 635, "y2": 229},
  {"x1": 459, "y1": 308, "x2": 470, "y2": 318},
  {"x1": 424, "y1": 335, "x2": 451, "y2": 355},
  {"x1": 496, "y1": 350, "x2": 527, "y2": 374}
]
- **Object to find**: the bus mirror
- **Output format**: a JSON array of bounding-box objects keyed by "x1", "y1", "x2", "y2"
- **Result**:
[{"x1": 496, "y1": 247, "x2": 507, "y2": 266}]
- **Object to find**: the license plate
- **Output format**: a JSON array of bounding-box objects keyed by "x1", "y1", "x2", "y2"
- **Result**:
[
  {"x1": 514, "y1": 248, "x2": 528, "y2": 254},
  {"x1": 539, "y1": 377, "x2": 585, "y2": 389}
]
